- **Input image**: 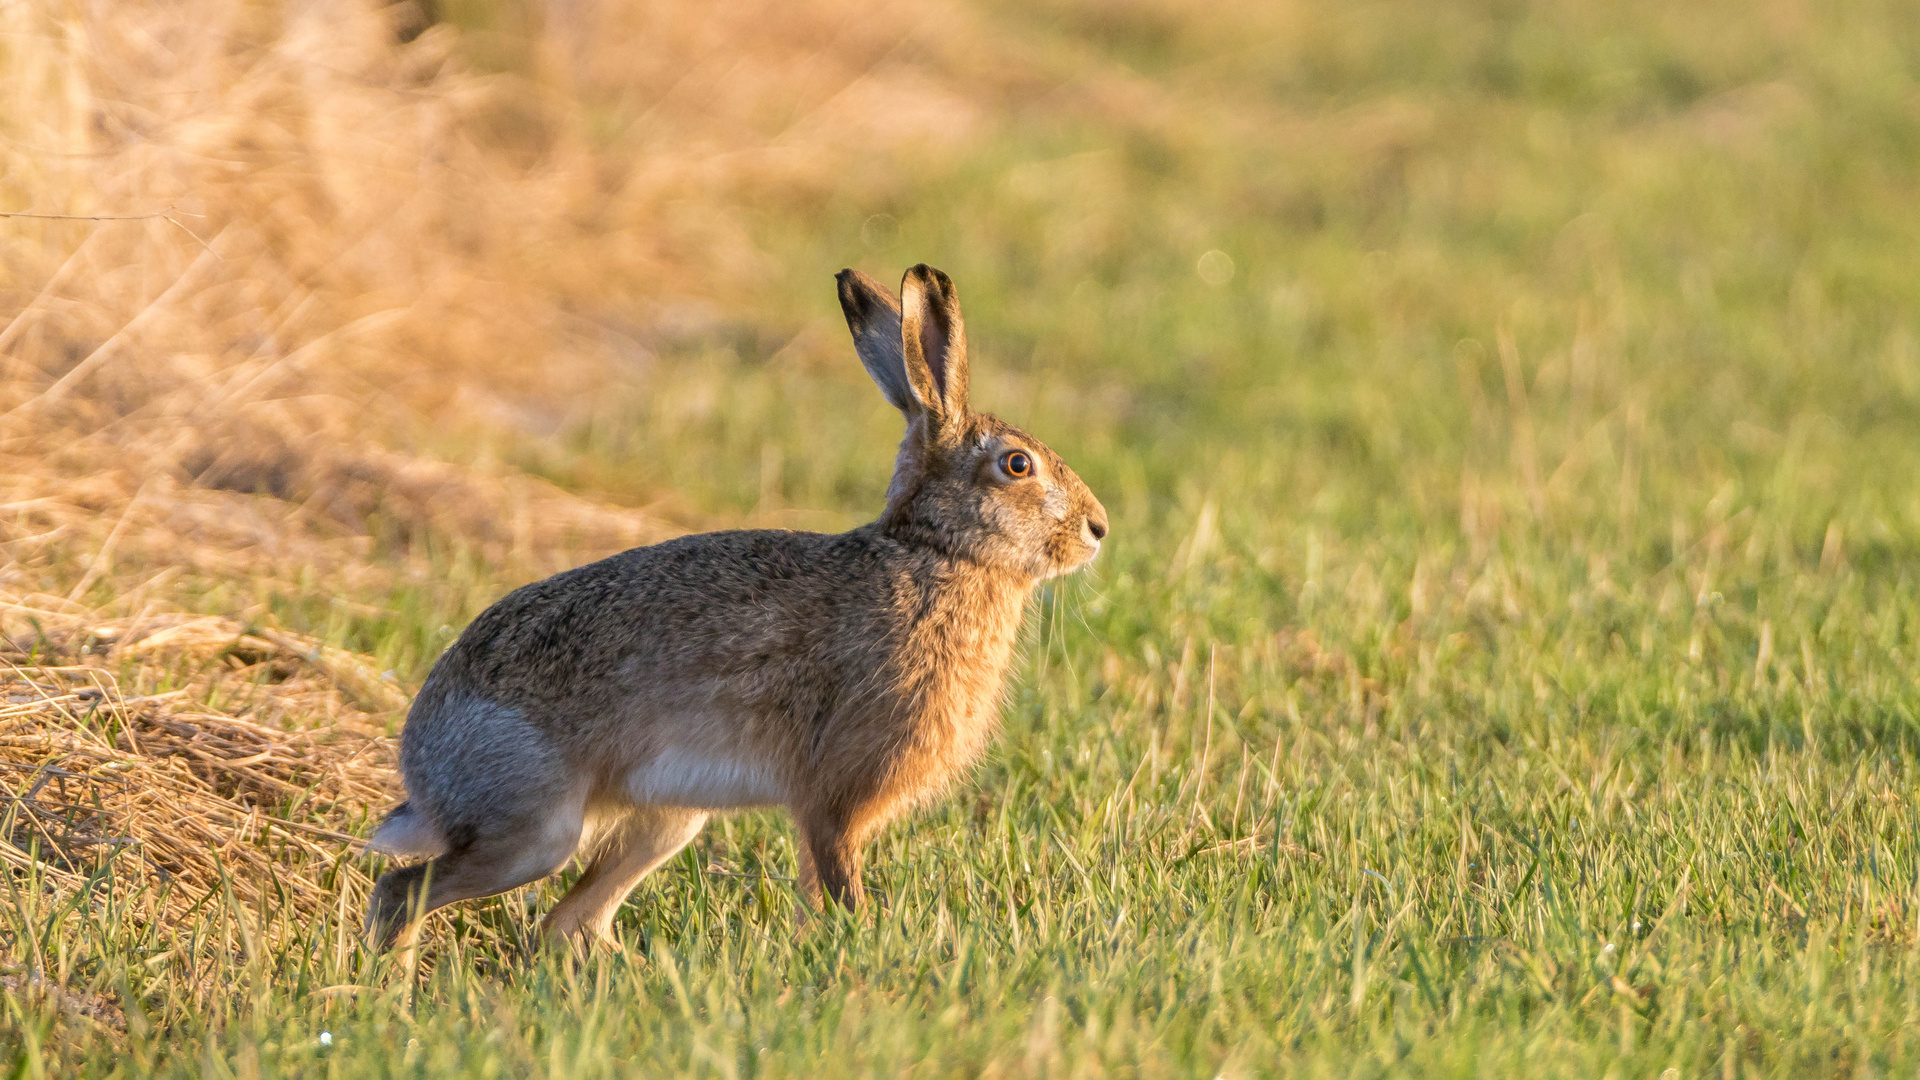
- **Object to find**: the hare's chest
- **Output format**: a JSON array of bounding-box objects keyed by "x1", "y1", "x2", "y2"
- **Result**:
[
  {"x1": 871, "y1": 681, "x2": 1006, "y2": 816},
  {"x1": 942, "y1": 596, "x2": 1024, "y2": 713},
  {"x1": 911, "y1": 641, "x2": 1020, "y2": 764}
]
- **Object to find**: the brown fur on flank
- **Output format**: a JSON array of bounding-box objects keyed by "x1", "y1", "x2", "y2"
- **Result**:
[{"x1": 364, "y1": 265, "x2": 1108, "y2": 949}]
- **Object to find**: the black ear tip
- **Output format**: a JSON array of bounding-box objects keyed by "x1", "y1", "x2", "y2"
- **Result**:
[
  {"x1": 902, "y1": 264, "x2": 955, "y2": 299},
  {"x1": 836, "y1": 269, "x2": 871, "y2": 324},
  {"x1": 838, "y1": 269, "x2": 904, "y2": 331}
]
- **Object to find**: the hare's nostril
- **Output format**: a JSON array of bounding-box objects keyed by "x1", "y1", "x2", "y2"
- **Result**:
[{"x1": 1086, "y1": 516, "x2": 1108, "y2": 541}]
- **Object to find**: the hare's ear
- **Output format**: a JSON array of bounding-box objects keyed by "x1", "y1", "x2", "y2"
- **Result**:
[
  {"x1": 899, "y1": 264, "x2": 969, "y2": 431},
  {"x1": 836, "y1": 269, "x2": 916, "y2": 415}
]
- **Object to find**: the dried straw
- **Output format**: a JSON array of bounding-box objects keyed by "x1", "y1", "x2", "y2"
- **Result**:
[{"x1": 0, "y1": 614, "x2": 400, "y2": 933}]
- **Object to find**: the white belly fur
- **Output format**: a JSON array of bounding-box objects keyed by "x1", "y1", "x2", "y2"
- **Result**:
[{"x1": 625, "y1": 747, "x2": 785, "y2": 809}]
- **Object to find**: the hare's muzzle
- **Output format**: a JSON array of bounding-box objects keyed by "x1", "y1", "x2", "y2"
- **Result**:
[
  {"x1": 1072, "y1": 501, "x2": 1109, "y2": 567},
  {"x1": 1085, "y1": 507, "x2": 1109, "y2": 543}
]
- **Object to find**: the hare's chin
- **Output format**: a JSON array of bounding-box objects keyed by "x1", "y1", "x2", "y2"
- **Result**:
[{"x1": 1037, "y1": 543, "x2": 1100, "y2": 580}]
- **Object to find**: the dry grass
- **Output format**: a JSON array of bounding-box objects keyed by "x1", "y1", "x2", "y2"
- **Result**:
[{"x1": 0, "y1": 613, "x2": 399, "y2": 935}]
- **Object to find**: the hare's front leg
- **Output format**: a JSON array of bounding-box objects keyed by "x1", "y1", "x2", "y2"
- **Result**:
[
  {"x1": 794, "y1": 811, "x2": 866, "y2": 910},
  {"x1": 543, "y1": 806, "x2": 708, "y2": 947}
]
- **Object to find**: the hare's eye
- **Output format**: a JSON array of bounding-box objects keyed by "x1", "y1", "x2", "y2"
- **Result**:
[{"x1": 1000, "y1": 450, "x2": 1034, "y2": 479}]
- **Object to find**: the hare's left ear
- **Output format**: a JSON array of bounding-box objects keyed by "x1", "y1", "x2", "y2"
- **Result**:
[
  {"x1": 837, "y1": 269, "x2": 915, "y2": 415},
  {"x1": 899, "y1": 264, "x2": 969, "y2": 433}
]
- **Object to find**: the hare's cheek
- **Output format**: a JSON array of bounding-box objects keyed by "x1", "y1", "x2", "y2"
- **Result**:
[
  {"x1": 1040, "y1": 487, "x2": 1071, "y2": 522},
  {"x1": 981, "y1": 492, "x2": 1027, "y2": 536},
  {"x1": 989, "y1": 483, "x2": 1056, "y2": 526}
]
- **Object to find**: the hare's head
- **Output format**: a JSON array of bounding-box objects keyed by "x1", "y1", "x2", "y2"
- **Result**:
[{"x1": 837, "y1": 265, "x2": 1107, "y2": 582}]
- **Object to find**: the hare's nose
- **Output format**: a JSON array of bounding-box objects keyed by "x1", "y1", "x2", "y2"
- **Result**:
[{"x1": 1086, "y1": 510, "x2": 1108, "y2": 541}]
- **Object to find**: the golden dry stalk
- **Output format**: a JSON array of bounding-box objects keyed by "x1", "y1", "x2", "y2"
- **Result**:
[{"x1": 0, "y1": 614, "x2": 401, "y2": 936}]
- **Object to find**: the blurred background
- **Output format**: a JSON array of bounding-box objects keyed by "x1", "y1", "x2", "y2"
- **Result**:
[{"x1": 4, "y1": 0, "x2": 1919, "y2": 716}]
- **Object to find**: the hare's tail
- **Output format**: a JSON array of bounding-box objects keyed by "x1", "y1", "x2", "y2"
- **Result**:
[{"x1": 366, "y1": 801, "x2": 448, "y2": 858}]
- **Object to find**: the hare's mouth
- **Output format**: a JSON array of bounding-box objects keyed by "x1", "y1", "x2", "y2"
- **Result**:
[
  {"x1": 1074, "y1": 537, "x2": 1101, "y2": 566},
  {"x1": 1037, "y1": 538, "x2": 1100, "y2": 580},
  {"x1": 1076, "y1": 545, "x2": 1102, "y2": 573}
]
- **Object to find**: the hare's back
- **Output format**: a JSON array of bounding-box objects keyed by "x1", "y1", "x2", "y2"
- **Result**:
[{"x1": 430, "y1": 527, "x2": 900, "y2": 711}]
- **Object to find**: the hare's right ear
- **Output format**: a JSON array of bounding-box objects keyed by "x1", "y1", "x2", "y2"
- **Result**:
[
  {"x1": 836, "y1": 269, "x2": 916, "y2": 415},
  {"x1": 898, "y1": 264, "x2": 968, "y2": 433}
]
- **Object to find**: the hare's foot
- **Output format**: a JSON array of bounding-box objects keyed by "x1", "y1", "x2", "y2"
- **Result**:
[{"x1": 543, "y1": 806, "x2": 709, "y2": 947}]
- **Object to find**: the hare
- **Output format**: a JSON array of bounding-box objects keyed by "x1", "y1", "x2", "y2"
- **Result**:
[{"x1": 364, "y1": 265, "x2": 1108, "y2": 949}]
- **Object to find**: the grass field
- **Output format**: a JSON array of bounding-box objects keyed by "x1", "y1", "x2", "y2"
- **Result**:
[{"x1": 6, "y1": 0, "x2": 1920, "y2": 1075}]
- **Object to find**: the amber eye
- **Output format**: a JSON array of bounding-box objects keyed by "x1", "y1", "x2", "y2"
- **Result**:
[{"x1": 1000, "y1": 449, "x2": 1034, "y2": 479}]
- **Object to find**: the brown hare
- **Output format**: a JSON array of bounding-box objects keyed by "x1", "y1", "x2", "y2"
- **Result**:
[{"x1": 364, "y1": 265, "x2": 1108, "y2": 949}]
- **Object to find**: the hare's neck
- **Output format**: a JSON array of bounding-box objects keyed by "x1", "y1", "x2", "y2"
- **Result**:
[{"x1": 905, "y1": 559, "x2": 1033, "y2": 741}]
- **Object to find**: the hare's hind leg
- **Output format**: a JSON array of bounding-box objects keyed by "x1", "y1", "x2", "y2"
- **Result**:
[
  {"x1": 366, "y1": 695, "x2": 587, "y2": 950},
  {"x1": 367, "y1": 791, "x2": 588, "y2": 951},
  {"x1": 542, "y1": 806, "x2": 708, "y2": 947}
]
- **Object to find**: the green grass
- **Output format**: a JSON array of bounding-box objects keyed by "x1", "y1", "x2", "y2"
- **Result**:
[{"x1": 12, "y1": 0, "x2": 1920, "y2": 1074}]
